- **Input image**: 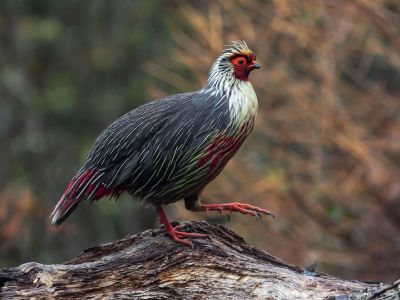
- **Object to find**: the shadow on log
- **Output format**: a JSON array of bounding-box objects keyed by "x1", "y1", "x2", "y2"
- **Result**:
[{"x1": 1, "y1": 221, "x2": 399, "y2": 299}]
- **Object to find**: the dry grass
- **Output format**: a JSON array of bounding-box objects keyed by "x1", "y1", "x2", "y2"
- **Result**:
[{"x1": 146, "y1": 0, "x2": 400, "y2": 281}]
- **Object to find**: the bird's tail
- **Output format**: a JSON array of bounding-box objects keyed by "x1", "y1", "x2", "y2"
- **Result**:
[
  {"x1": 50, "y1": 169, "x2": 101, "y2": 226},
  {"x1": 50, "y1": 194, "x2": 80, "y2": 226}
]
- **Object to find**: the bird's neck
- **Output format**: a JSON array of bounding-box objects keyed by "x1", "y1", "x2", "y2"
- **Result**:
[
  {"x1": 204, "y1": 76, "x2": 258, "y2": 128},
  {"x1": 226, "y1": 80, "x2": 258, "y2": 128}
]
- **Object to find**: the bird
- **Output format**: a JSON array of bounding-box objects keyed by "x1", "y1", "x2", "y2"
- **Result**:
[{"x1": 50, "y1": 41, "x2": 273, "y2": 246}]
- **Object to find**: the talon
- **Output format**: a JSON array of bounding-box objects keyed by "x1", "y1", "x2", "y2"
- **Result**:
[
  {"x1": 175, "y1": 231, "x2": 207, "y2": 238},
  {"x1": 174, "y1": 224, "x2": 185, "y2": 230},
  {"x1": 172, "y1": 236, "x2": 193, "y2": 247},
  {"x1": 200, "y1": 202, "x2": 274, "y2": 220},
  {"x1": 157, "y1": 207, "x2": 207, "y2": 247}
]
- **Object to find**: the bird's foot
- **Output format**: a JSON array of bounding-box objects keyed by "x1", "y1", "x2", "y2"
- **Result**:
[
  {"x1": 200, "y1": 202, "x2": 275, "y2": 219},
  {"x1": 165, "y1": 226, "x2": 207, "y2": 247},
  {"x1": 157, "y1": 207, "x2": 206, "y2": 247}
]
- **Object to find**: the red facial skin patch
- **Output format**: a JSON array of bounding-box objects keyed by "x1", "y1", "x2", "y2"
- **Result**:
[{"x1": 230, "y1": 54, "x2": 258, "y2": 81}]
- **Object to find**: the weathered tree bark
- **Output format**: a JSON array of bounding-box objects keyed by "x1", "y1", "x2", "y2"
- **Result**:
[{"x1": 0, "y1": 221, "x2": 399, "y2": 299}]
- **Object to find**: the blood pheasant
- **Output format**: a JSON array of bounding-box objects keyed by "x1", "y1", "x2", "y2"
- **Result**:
[{"x1": 50, "y1": 41, "x2": 273, "y2": 246}]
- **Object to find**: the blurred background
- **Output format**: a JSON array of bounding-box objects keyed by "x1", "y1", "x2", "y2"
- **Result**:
[{"x1": 1, "y1": 0, "x2": 399, "y2": 282}]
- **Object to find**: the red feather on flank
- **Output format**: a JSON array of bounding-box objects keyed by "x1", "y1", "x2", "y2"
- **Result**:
[
  {"x1": 199, "y1": 121, "x2": 251, "y2": 174},
  {"x1": 50, "y1": 168, "x2": 124, "y2": 225}
]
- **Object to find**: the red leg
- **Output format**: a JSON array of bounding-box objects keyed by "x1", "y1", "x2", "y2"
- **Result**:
[
  {"x1": 200, "y1": 202, "x2": 274, "y2": 219},
  {"x1": 156, "y1": 207, "x2": 207, "y2": 247}
]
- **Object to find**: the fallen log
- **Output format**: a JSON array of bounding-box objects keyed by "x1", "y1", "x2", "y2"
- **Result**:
[{"x1": 0, "y1": 221, "x2": 399, "y2": 299}]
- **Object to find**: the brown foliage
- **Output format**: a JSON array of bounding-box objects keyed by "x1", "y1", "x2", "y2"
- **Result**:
[
  {"x1": 145, "y1": 0, "x2": 400, "y2": 281},
  {"x1": 0, "y1": 188, "x2": 36, "y2": 248}
]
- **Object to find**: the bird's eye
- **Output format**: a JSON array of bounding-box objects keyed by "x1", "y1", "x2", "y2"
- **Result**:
[{"x1": 231, "y1": 56, "x2": 247, "y2": 66}]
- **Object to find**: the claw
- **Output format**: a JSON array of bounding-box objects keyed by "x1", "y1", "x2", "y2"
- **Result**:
[
  {"x1": 174, "y1": 224, "x2": 185, "y2": 230},
  {"x1": 200, "y1": 202, "x2": 274, "y2": 220},
  {"x1": 157, "y1": 207, "x2": 207, "y2": 247},
  {"x1": 168, "y1": 229, "x2": 206, "y2": 247}
]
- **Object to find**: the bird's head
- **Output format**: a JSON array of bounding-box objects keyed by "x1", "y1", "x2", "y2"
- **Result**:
[{"x1": 207, "y1": 41, "x2": 261, "y2": 87}]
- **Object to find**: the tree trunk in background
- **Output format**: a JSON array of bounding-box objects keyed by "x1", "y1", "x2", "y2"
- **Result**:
[{"x1": 0, "y1": 222, "x2": 398, "y2": 299}]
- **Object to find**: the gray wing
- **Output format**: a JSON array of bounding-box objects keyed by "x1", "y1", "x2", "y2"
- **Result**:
[{"x1": 81, "y1": 91, "x2": 229, "y2": 193}]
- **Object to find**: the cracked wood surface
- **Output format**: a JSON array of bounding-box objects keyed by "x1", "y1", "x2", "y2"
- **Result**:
[{"x1": 0, "y1": 221, "x2": 399, "y2": 299}]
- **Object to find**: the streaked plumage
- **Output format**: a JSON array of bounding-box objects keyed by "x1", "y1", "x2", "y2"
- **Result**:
[{"x1": 50, "y1": 41, "x2": 273, "y2": 246}]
